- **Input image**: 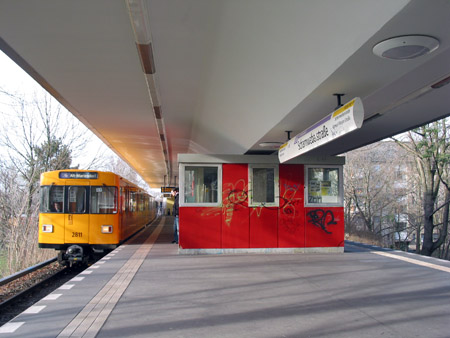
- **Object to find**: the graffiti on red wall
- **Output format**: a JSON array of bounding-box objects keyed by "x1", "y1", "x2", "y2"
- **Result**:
[
  {"x1": 279, "y1": 183, "x2": 302, "y2": 233},
  {"x1": 222, "y1": 179, "x2": 248, "y2": 226},
  {"x1": 280, "y1": 183, "x2": 302, "y2": 215},
  {"x1": 199, "y1": 207, "x2": 221, "y2": 218},
  {"x1": 307, "y1": 209, "x2": 337, "y2": 234}
]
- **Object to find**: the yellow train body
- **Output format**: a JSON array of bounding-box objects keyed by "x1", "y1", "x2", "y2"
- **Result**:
[{"x1": 39, "y1": 170, "x2": 156, "y2": 264}]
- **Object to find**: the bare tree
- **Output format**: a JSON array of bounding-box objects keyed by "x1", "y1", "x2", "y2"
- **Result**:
[
  {"x1": 101, "y1": 155, "x2": 150, "y2": 191},
  {"x1": 1, "y1": 88, "x2": 90, "y2": 168},
  {"x1": 0, "y1": 163, "x2": 54, "y2": 275},
  {"x1": 344, "y1": 142, "x2": 418, "y2": 248},
  {"x1": 0, "y1": 87, "x2": 93, "y2": 275},
  {"x1": 393, "y1": 120, "x2": 450, "y2": 257}
]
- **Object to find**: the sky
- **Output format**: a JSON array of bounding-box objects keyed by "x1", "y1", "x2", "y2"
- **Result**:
[{"x1": 0, "y1": 50, "x2": 29, "y2": 89}]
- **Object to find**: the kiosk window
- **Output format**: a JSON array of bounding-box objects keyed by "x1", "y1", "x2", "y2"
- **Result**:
[
  {"x1": 249, "y1": 164, "x2": 279, "y2": 207},
  {"x1": 181, "y1": 165, "x2": 221, "y2": 206},
  {"x1": 306, "y1": 166, "x2": 342, "y2": 206}
]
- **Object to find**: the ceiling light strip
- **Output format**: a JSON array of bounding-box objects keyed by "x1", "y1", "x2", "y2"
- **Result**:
[
  {"x1": 137, "y1": 43, "x2": 155, "y2": 74},
  {"x1": 364, "y1": 72, "x2": 450, "y2": 122},
  {"x1": 154, "y1": 105, "x2": 162, "y2": 119},
  {"x1": 126, "y1": 0, "x2": 172, "y2": 184}
]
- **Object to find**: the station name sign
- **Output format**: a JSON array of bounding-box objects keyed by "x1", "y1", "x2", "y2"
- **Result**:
[
  {"x1": 278, "y1": 97, "x2": 364, "y2": 163},
  {"x1": 59, "y1": 172, "x2": 99, "y2": 179},
  {"x1": 161, "y1": 186, "x2": 176, "y2": 193}
]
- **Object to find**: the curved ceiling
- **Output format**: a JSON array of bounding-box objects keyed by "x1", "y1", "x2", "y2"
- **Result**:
[{"x1": 1, "y1": 0, "x2": 449, "y2": 188}]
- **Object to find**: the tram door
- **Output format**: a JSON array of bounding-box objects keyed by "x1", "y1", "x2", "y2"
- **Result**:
[{"x1": 64, "y1": 183, "x2": 90, "y2": 244}]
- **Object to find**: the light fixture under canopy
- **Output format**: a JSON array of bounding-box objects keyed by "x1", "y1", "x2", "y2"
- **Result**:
[{"x1": 373, "y1": 35, "x2": 439, "y2": 60}]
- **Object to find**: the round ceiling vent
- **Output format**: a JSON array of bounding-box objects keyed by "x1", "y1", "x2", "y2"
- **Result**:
[{"x1": 373, "y1": 35, "x2": 439, "y2": 60}]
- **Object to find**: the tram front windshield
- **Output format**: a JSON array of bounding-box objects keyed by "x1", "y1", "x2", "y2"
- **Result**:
[
  {"x1": 40, "y1": 186, "x2": 64, "y2": 213},
  {"x1": 40, "y1": 185, "x2": 117, "y2": 214}
]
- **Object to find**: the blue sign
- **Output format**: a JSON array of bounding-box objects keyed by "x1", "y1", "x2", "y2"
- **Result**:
[{"x1": 59, "y1": 172, "x2": 99, "y2": 179}]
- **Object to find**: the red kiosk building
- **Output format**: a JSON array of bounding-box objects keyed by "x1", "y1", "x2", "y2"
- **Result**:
[{"x1": 177, "y1": 154, "x2": 345, "y2": 254}]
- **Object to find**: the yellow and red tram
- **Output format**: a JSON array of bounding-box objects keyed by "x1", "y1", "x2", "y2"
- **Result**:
[{"x1": 39, "y1": 170, "x2": 156, "y2": 265}]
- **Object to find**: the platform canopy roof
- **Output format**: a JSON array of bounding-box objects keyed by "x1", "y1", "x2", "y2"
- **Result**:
[{"x1": 1, "y1": 1, "x2": 450, "y2": 188}]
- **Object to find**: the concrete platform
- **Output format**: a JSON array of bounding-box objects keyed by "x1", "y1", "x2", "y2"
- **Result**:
[{"x1": 1, "y1": 216, "x2": 450, "y2": 337}]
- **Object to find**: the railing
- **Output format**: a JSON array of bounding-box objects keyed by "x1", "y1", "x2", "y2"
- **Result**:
[{"x1": 0, "y1": 257, "x2": 57, "y2": 286}]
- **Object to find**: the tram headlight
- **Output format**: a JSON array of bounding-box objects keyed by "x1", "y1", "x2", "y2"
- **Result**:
[
  {"x1": 101, "y1": 225, "x2": 113, "y2": 234},
  {"x1": 42, "y1": 224, "x2": 53, "y2": 233}
]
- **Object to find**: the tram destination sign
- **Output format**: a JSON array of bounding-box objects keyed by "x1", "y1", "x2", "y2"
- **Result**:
[
  {"x1": 278, "y1": 97, "x2": 364, "y2": 163},
  {"x1": 59, "y1": 172, "x2": 99, "y2": 179}
]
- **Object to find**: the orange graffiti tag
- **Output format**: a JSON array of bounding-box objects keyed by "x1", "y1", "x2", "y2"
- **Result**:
[{"x1": 222, "y1": 179, "x2": 248, "y2": 227}]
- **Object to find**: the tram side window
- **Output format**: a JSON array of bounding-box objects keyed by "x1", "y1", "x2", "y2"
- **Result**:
[
  {"x1": 144, "y1": 195, "x2": 149, "y2": 211},
  {"x1": 68, "y1": 186, "x2": 87, "y2": 213},
  {"x1": 40, "y1": 186, "x2": 64, "y2": 213},
  {"x1": 91, "y1": 186, "x2": 117, "y2": 214},
  {"x1": 137, "y1": 193, "x2": 142, "y2": 211},
  {"x1": 139, "y1": 193, "x2": 145, "y2": 211},
  {"x1": 120, "y1": 187, "x2": 126, "y2": 212},
  {"x1": 130, "y1": 191, "x2": 137, "y2": 212},
  {"x1": 124, "y1": 188, "x2": 130, "y2": 212}
]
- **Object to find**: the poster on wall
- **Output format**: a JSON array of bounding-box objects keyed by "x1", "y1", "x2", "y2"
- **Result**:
[
  {"x1": 308, "y1": 180, "x2": 321, "y2": 203},
  {"x1": 309, "y1": 180, "x2": 320, "y2": 196},
  {"x1": 321, "y1": 181, "x2": 331, "y2": 196},
  {"x1": 279, "y1": 97, "x2": 364, "y2": 163}
]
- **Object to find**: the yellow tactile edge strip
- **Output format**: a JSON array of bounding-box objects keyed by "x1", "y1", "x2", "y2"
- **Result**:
[
  {"x1": 372, "y1": 251, "x2": 450, "y2": 273},
  {"x1": 57, "y1": 217, "x2": 165, "y2": 337}
]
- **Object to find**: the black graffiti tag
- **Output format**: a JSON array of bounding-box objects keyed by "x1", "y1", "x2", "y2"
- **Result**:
[
  {"x1": 307, "y1": 209, "x2": 337, "y2": 234},
  {"x1": 227, "y1": 189, "x2": 248, "y2": 207}
]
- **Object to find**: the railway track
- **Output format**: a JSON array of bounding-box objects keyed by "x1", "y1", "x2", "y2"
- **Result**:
[{"x1": 0, "y1": 260, "x2": 87, "y2": 326}]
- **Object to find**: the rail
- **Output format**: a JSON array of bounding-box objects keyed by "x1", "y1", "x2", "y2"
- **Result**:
[{"x1": 0, "y1": 257, "x2": 57, "y2": 287}]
